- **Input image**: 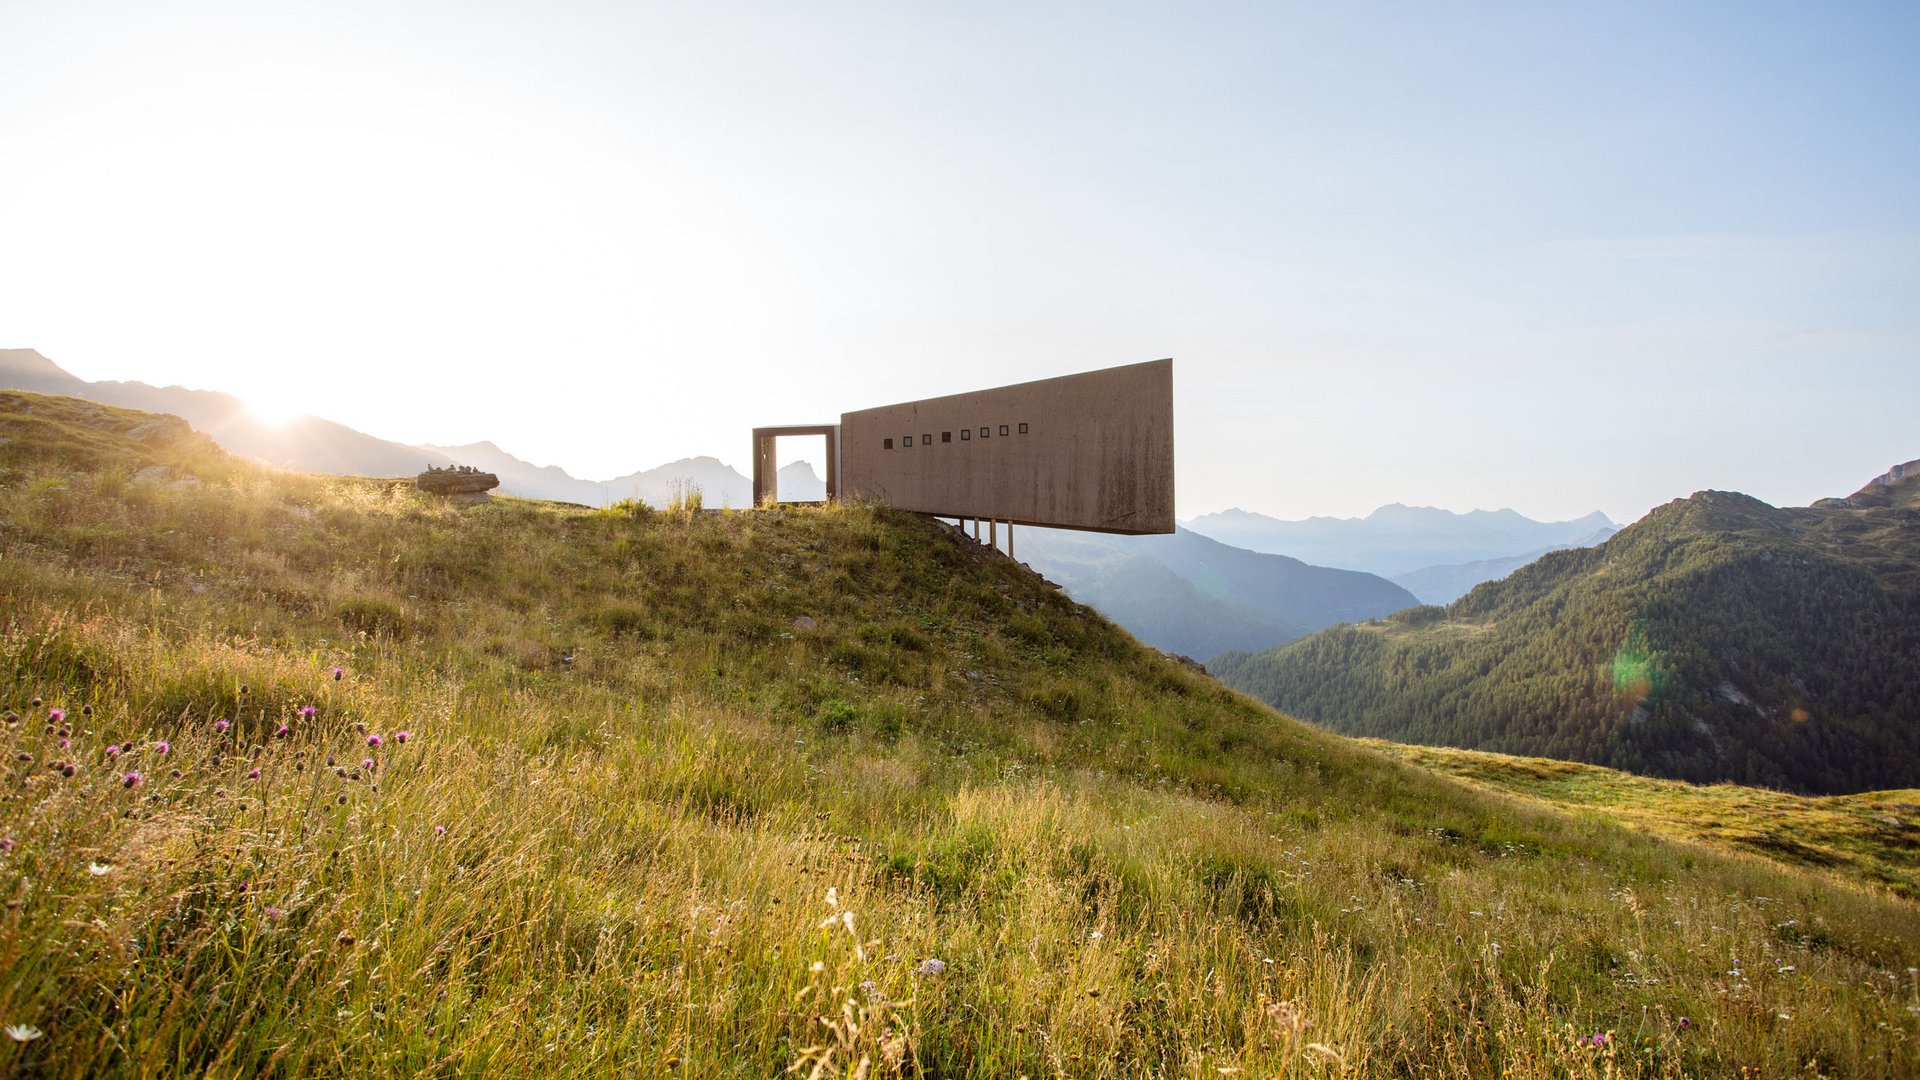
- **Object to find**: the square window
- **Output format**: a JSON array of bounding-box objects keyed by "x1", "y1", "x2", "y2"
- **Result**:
[
  {"x1": 1018, "y1": 422, "x2": 1029, "y2": 434},
  {"x1": 903, "y1": 434, "x2": 912, "y2": 446},
  {"x1": 922, "y1": 433, "x2": 931, "y2": 445},
  {"x1": 883, "y1": 437, "x2": 893, "y2": 449},
  {"x1": 980, "y1": 427, "x2": 989, "y2": 438},
  {"x1": 960, "y1": 429, "x2": 970, "y2": 441},
  {"x1": 999, "y1": 424, "x2": 1009, "y2": 436},
  {"x1": 942, "y1": 431, "x2": 951, "y2": 443}
]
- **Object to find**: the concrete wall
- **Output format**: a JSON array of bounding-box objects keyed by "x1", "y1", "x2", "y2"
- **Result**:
[{"x1": 839, "y1": 359, "x2": 1173, "y2": 534}]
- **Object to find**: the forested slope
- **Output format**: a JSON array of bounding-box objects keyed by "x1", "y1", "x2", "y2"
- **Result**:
[{"x1": 1214, "y1": 464, "x2": 1920, "y2": 794}]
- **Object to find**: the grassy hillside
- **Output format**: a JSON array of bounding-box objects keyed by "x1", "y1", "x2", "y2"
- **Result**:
[
  {"x1": 1213, "y1": 477, "x2": 1920, "y2": 795},
  {"x1": 1364, "y1": 742, "x2": 1920, "y2": 901},
  {"x1": 2, "y1": 392, "x2": 1918, "y2": 1077}
]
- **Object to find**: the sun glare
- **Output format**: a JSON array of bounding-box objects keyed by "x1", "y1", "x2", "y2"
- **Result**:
[{"x1": 244, "y1": 392, "x2": 308, "y2": 427}]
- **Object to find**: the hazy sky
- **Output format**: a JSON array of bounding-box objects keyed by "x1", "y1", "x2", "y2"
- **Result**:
[{"x1": 3, "y1": 1, "x2": 1915, "y2": 523}]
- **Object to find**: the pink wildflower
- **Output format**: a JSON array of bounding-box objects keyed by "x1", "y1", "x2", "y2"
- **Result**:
[
  {"x1": 248, "y1": 767, "x2": 261, "y2": 780},
  {"x1": 275, "y1": 725, "x2": 291, "y2": 738},
  {"x1": 394, "y1": 730, "x2": 410, "y2": 744},
  {"x1": 57, "y1": 738, "x2": 69, "y2": 749},
  {"x1": 48, "y1": 708, "x2": 64, "y2": 723},
  {"x1": 332, "y1": 667, "x2": 344, "y2": 680},
  {"x1": 366, "y1": 734, "x2": 381, "y2": 748},
  {"x1": 122, "y1": 771, "x2": 142, "y2": 789},
  {"x1": 105, "y1": 745, "x2": 120, "y2": 759},
  {"x1": 434, "y1": 825, "x2": 446, "y2": 835},
  {"x1": 361, "y1": 757, "x2": 375, "y2": 771},
  {"x1": 299, "y1": 706, "x2": 316, "y2": 719},
  {"x1": 154, "y1": 742, "x2": 169, "y2": 756},
  {"x1": 215, "y1": 719, "x2": 230, "y2": 733}
]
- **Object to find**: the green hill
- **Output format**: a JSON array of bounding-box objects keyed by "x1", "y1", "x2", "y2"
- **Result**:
[
  {"x1": 1361, "y1": 741, "x2": 1920, "y2": 901},
  {"x1": 2, "y1": 392, "x2": 1917, "y2": 1077},
  {"x1": 1212, "y1": 465, "x2": 1920, "y2": 795}
]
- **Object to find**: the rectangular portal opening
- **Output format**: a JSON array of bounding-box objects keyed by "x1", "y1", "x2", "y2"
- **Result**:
[
  {"x1": 774, "y1": 434, "x2": 829, "y2": 503},
  {"x1": 751, "y1": 424, "x2": 839, "y2": 507}
]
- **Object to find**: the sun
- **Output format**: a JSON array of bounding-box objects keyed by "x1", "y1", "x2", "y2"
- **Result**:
[{"x1": 243, "y1": 389, "x2": 309, "y2": 427}]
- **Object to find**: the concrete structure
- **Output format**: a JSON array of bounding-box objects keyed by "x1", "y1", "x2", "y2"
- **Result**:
[
  {"x1": 751, "y1": 424, "x2": 838, "y2": 506},
  {"x1": 754, "y1": 359, "x2": 1173, "y2": 536}
]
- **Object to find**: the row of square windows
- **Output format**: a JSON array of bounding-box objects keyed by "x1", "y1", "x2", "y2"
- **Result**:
[{"x1": 884, "y1": 423, "x2": 1028, "y2": 449}]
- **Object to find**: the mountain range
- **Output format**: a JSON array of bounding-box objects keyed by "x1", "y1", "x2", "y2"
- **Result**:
[
  {"x1": 0, "y1": 348, "x2": 785, "y2": 508},
  {"x1": 1186, "y1": 503, "x2": 1617, "y2": 578},
  {"x1": 1016, "y1": 525, "x2": 1417, "y2": 660},
  {"x1": 0, "y1": 347, "x2": 1604, "y2": 660},
  {"x1": 1387, "y1": 527, "x2": 1619, "y2": 605},
  {"x1": 1211, "y1": 460, "x2": 1920, "y2": 795}
]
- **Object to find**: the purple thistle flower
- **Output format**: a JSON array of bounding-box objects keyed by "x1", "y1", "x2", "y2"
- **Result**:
[
  {"x1": 57, "y1": 738, "x2": 69, "y2": 749},
  {"x1": 394, "y1": 730, "x2": 410, "y2": 744},
  {"x1": 155, "y1": 742, "x2": 169, "y2": 756},
  {"x1": 361, "y1": 757, "x2": 375, "y2": 770},
  {"x1": 299, "y1": 706, "x2": 316, "y2": 719},
  {"x1": 265, "y1": 905, "x2": 285, "y2": 921},
  {"x1": 276, "y1": 725, "x2": 291, "y2": 738},
  {"x1": 248, "y1": 767, "x2": 261, "y2": 780},
  {"x1": 1678, "y1": 1017, "x2": 1691, "y2": 1029},
  {"x1": 48, "y1": 708, "x2": 64, "y2": 723},
  {"x1": 215, "y1": 719, "x2": 230, "y2": 733},
  {"x1": 434, "y1": 825, "x2": 446, "y2": 835},
  {"x1": 332, "y1": 667, "x2": 344, "y2": 680},
  {"x1": 105, "y1": 745, "x2": 121, "y2": 759},
  {"x1": 2, "y1": 837, "x2": 14, "y2": 852},
  {"x1": 366, "y1": 734, "x2": 381, "y2": 748},
  {"x1": 122, "y1": 771, "x2": 142, "y2": 788}
]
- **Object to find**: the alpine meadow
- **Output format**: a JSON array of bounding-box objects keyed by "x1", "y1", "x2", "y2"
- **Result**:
[{"x1": 3, "y1": 394, "x2": 1918, "y2": 1078}]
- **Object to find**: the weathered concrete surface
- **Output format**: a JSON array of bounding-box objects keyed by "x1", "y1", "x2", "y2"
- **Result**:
[
  {"x1": 751, "y1": 425, "x2": 839, "y2": 506},
  {"x1": 839, "y1": 359, "x2": 1173, "y2": 534}
]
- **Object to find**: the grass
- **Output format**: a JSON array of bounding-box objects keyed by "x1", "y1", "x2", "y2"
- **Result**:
[
  {"x1": 1367, "y1": 740, "x2": 1920, "y2": 901},
  {"x1": 1, "y1": 390, "x2": 1918, "y2": 1077}
]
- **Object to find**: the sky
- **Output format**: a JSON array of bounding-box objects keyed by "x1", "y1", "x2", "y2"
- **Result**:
[{"x1": 2, "y1": 1, "x2": 1915, "y2": 524}]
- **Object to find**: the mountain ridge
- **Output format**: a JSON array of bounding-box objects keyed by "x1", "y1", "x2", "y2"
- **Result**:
[
  {"x1": 1212, "y1": 464, "x2": 1920, "y2": 794},
  {"x1": 1185, "y1": 501, "x2": 1618, "y2": 577}
]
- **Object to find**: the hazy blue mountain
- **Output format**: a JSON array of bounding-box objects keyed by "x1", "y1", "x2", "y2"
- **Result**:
[
  {"x1": 419, "y1": 440, "x2": 612, "y2": 505},
  {"x1": 773, "y1": 460, "x2": 827, "y2": 502},
  {"x1": 1016, "y1": 525, "x2": 1418, "y2": 661},
  {"x1": 0, "y1": 349, "x2": 772, "y2": 506},
  {"x1": 1185, "y1": 503, "x2": 1616, "y2": 578},
  {"x1": 1390, "y1": 525, "x2": 1620, "y2": 604},
  {"x1": 603, "y1": 457, "x2": 752, "y2": 509},
  {"x1": 1, "y1": 348, "x2": 465, "y2": 478}
]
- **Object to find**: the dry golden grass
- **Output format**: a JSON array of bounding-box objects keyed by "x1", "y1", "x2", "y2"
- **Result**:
[{"x1": 1, "y1": 391, "x2": 1917, "y2": 1077}]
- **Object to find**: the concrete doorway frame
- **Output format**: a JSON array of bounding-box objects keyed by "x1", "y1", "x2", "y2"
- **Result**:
[{"x1": 751, "y1": 425, "x2": 839, "y2": 507}]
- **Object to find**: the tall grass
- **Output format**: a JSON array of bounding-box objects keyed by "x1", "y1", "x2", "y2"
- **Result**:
[{"x1": 0, "y1": 393, "x2": 1916, "y2": 1077}]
